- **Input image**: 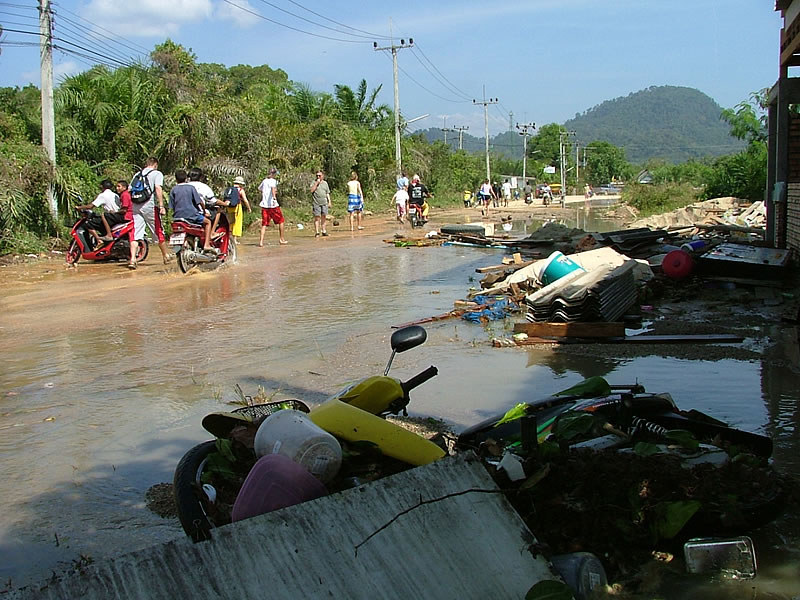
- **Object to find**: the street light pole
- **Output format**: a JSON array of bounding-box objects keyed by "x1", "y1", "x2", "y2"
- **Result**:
[{"x1": 374, "y1": 38, "x2": 413, "y2": 174}]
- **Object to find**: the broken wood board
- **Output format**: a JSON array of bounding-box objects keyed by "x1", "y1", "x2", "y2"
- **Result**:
[
  {"x1": 513, "y1": 321, "x2": 626, "y2": 338},
  {"x1": 475, "y1": 260, "x2": 534, "y2": 274},
  {"x1": 507, "y1": 333, "x2": 745, "y2": 346}
]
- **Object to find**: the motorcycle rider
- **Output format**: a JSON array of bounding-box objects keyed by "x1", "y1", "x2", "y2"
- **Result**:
[
  {"x1": 75, "y1": 179, "x2": 126, "y2": 246},
  {"x1": 187, "y1": 167, "x2": 224, "y2": 238},
  {"x1": 170, "y1": 169, "x2": 215, "y2": 253},
  {"x1": 408, "y1": 175, "x2": 431, "y2": 224}
]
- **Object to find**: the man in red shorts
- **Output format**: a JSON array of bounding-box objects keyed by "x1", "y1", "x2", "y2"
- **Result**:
[{"x1": 258, "y1": 167, "x2": 288, "y2": 247}]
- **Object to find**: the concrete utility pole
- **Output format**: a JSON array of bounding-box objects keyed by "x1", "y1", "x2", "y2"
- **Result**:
[
  {"x1": 374, "y1": 38, "x2": 413, "y2": 174},
  {"x1": 473, "y1": 88, "x2": 498, "y2": 182},
  {"x1": 559, "y1": 130, "x2": 576, "y2": 200},
  {"x1": 39, "y1": 0, "x2": 57, "y2": 220},
  {"x1": 516, "y1": 122, "x2": 535, "y2": 184},
  {"x1": 441, "y1": 116, "x2": 455, "y2": 148},
  {"x1": 454, "y1": 125, "x2": 469, "y2": 151}
]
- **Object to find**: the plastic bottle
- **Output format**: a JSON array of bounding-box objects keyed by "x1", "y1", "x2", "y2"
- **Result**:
[{"x1": 680, "y1": 240, "x2": 706, "y2": 253}]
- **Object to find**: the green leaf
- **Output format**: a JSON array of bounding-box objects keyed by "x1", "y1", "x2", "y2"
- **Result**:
[
  {"x1": 216, "y1": 438, "x2": 237, "y2": 462},
  {"x1": 652, "y1": 500, "x2": 702, "y2": 540},
  {"x1": 554, "y1": 376, "x2": 611, "y2": 398},
  {"x1": 665, "y1": 429, "x2": 699, "y2": 450},
  {"x1": 552, "y1": 411, "x2": 596, "y2": 441},
  {"x1": 495, "y1": 403, "x2": 529, "y2": 426},
  {"x1": 525, "y1": 579, "x2": 574, "y2": 600},
  {"x1": 633, "y1": 441, "x2": 661, "y2": 457}
]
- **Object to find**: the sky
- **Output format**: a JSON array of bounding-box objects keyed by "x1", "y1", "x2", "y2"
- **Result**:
[{"x1": 0, "y1": 0, "x2": 785, "y2": 137}]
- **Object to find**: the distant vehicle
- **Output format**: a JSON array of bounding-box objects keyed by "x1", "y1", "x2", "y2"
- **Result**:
[
  {"x1": 535, "y1": 183, "x2": 562, "y2": 198},
  {"x1": 596, "y1": 184, "x2": 623, "y2": 195}
]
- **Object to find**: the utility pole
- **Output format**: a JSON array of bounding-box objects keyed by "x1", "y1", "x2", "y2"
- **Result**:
[
  {"x1": 558, "y1": 130, "x2": 576, "y2": 202},
  {"x1": 453, "y1": 125, "x2": 469, "y2": 151},
  {"x1": 441, "y1": 116, "x2": 456, "y2": 149},
  {"x1": 473, "y1": 88, "x2": 498, "y2": 182},
  {"x1": 39, "y1": 0, "x2": 57, "y2": 220},
  {"x1": 374, "y1": 37, "x2": 413, "y2": 174},
  {"x1": 516, "y1": 122, "x2": 535, "y2": 184},
  {"x1": 508, "y1": 111, "x2": 513, "y2": 132}
]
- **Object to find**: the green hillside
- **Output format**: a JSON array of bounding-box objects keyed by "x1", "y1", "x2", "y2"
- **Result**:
[
  {"x1": 565, "y1": 86, "x2": 745, "y2": 164},
  {"x1": 417, "y1": 86, "x2": 745, "y2": 164}
]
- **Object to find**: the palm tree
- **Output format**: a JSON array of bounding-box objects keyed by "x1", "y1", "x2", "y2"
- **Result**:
[{"x1": 333, "y1": 79, "x2": 390, "y2": 128}]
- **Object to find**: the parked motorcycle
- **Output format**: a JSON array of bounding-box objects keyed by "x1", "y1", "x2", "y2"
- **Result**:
[
  {"x1": 66, "y1": 208, "x2": 146, "y2": 267},
  {"x1": 169, "y1": 199, "x2": 236, "y2": 273},
  {"x1": 173, "y1": 325, "x2": 441, "y2": 542}
]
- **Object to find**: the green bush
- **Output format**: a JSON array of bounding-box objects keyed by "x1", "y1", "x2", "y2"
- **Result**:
[{"x1": 622, "y1": 182, "x2": 700, "y2": 217}]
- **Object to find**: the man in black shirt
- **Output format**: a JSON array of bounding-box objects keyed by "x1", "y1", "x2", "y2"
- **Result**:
[{"x1": 408, "y1": 175, "x2": 432, "y2": 224}]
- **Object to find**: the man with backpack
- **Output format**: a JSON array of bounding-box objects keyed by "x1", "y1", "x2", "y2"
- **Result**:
[{"x1": 129, "y1": 156, "x2": 173, "y2": 269}]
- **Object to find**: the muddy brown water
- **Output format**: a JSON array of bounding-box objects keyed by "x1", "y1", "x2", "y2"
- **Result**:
[{"x1": 1, "y1": 208, "x2": 799, "y2": 598}]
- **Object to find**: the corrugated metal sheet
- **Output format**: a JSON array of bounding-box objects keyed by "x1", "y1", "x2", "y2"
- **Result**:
[{"x1": 9, "y1": 454, "x2": 557, "y2": 600}]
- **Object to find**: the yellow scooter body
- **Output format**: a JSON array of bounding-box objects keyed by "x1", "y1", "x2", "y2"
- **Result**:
[
  {"x1": 332, "y1": 375, "x2": 403, "y2": 414},
  {"x1": 309, "y1": 399, "x2": 445, "y2": 466}
]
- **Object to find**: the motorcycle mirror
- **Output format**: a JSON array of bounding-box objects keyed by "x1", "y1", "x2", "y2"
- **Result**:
[{"x1": 385, "y1": 326, "x2": 427, "y2": 375}]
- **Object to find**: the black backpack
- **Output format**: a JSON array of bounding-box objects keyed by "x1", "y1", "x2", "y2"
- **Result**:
[
  {"x1": 223, "y1": 186, "x2": 240, "y2": 207},
  {"x1": 130, "y1": 169, "x2": 153, "y2": 204}
]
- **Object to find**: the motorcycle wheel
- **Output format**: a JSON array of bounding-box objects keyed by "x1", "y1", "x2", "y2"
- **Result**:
[
  {"x1": 226, "y1": 236, "x2": 237, "y2": 264},
  {"x1": 135, "y1": 239, "x2": 149, "y2": 262},
  {"x1": 176, "y1": 236, "x2": 196, "y2": 273},
  {"x1": 66, "y1": 240, "x2": 80, "y2": 265},
  {"x1": 173, "y1": 440, "x2": 217, "y2": 543}
]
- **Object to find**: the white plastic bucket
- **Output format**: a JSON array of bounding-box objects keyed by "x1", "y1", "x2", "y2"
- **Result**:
[
  {"x1": 539, "y1": 251, "x2": 586, "y2": 286},
  {"x1": 254, "y1": 409, "x2": 342, "y2": 484}
]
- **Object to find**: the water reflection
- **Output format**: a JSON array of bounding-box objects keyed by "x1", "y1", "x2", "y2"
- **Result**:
[{"x1": 0, "y1": 225, "x2": 798, "y2": 597}]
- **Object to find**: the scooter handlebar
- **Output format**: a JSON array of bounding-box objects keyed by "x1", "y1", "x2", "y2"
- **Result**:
[{"x1": 401, "y1": 366, "x2": 438, "y2": 396}]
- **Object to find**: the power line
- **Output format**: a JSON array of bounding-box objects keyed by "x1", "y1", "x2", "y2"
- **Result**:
[
  {"x1": 52, "y1": 18, "x2": 138, "y2": 65},
  {"x1": 411, "y1": 43, "x2": 472, "y2": 101},
  {"x1": 250, "y1": 0, "x2": 386, "y2": 41},
  {"x1": 282, "y1": 0, "x2": 393, "y2": 40},
  {"x1": 51, "y1": 3, "x2": 150, "y2": 54},
  {"x1": 405, "y1": 48, "x2": 469, "y2": 104},
  {"x1": 218, "y1": 0, "x2": 374, "y2": 44}
]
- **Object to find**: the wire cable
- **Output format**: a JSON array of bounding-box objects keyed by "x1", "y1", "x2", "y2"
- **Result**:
[
  {"x1": 53, "y1": 11, "x2": 148, "y2": 60},
  {"x1": 281, "y1": 0, "x2": 393, "y2": 40},
  {"x1": 411, "y1": 43, "x2": 472, "y2": 101},
  {"x1": 250, "y1": 0, "x2": 385, "y2": 41},
  {"x1": 219, "y1": 0, "x2": 372, "y2": 44},
  {"x1": 52, "y1": 17, "x2": 139, "y2": 65},
  {"x1": 380, "y1": 50, "x2": 466, "y2": 104},
  {"x1": 51, "y1": 2, "x2": 150, "y2": 54},
  {"x1": 407, "y1": 47, "x2": 471, "y2": 103}
]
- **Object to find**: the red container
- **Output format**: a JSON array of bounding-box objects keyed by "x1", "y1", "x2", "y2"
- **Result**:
[
  {"x1": 662, "y1": 250, "x2": 693, "y2": 280},
  {"x1": 232, "y1": 454, "x2": 327, "y2": 522}
]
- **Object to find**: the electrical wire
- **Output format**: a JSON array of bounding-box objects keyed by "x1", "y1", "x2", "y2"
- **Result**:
[
  {"x1": 281, "y1": 0, "x2": 393, "y2": 40},
  {"x1": 411, "y1": 43, "x2": 472, "y2": 101},
  {"x1": 407, "y1": 47, "x2": 470, "y2": 104},
  {"x1": 376, "y1": 49, "x2": 463, "y2": 104},
  {"x1": 219, "y1": 0, "x2": 372, "y2": 43},
  {"x1": 52, "y1": 17, "x2": 139, "y2": 65},
  {"x1": 52, "y1": 12, "x2": 148, "y2": 60},
  {"x1": 250, "y1": 0, "x2": 386, "y2": 41},
  {"x1": 51, "y1": 2, "x2": 150, "y2": 54}
]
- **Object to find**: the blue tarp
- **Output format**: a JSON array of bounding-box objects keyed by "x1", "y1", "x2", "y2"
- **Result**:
[{"x1": 462, "y1": 295, "x2": 518, "y2": 322}]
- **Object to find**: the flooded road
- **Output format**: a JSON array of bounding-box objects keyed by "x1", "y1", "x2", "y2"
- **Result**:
[{"x1": 1, "y1": 211, "x2": 799, "y2": 597}]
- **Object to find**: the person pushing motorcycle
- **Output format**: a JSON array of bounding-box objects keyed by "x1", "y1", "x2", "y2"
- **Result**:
[{"x1": 408, "y1": 174, "x2": 432, "y2": 223}]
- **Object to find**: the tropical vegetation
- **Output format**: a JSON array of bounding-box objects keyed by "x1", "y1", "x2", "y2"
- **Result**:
[{"x1": 0, "y1": 41, "x2": 770, "y2": 254}]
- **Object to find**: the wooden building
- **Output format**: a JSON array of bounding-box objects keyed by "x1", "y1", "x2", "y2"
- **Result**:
[{"x1": 770, "y1": 1, "x2": 800, "y2": 251}]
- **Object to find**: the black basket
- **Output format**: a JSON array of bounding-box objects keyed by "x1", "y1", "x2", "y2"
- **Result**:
[{"x1": 232, "y1": 399, "x2": 310, "y2": 422}]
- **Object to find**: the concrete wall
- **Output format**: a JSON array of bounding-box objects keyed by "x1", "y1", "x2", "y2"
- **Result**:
[{"x1": 9, "y1": 454, "x2": 558, "y2": 600}]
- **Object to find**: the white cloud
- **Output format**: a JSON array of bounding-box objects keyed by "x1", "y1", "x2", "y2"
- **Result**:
[
  {"x1": 214, "y1": 0, "x2": 260, "y2": 28},
  {"x1": 54, "y1": 60, "x2": 81, "y2": 82},
  {"x1": 83, "y1": 0, "x2": 213, "y2": 37}
]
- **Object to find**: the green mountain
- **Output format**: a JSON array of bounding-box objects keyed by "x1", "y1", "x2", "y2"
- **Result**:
[
  {"x1": 416, "y1": 86, "x2": 745, "y2": 165},
  {"x1": 566, "y1": 86, "x2": 745, "y2": 164}
]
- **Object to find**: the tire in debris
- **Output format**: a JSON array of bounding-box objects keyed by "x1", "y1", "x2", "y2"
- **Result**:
[
  {"x1": 440, "y1": 224, "x2": 486, "y2": 235},
  {"x1": 174, "y1": 440, "x2": 217, "y2": 542}
]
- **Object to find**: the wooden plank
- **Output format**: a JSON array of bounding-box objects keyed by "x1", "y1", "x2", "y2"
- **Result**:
[
  {"x1": 509, "y1": 333, "x2": 745, "y2": 346},
  {"x1": 512, "y1": 321, "x2": 626, "y2": 338},
  {"x1": 475, "y1": 260, "x2": 534, "y2": 273}
]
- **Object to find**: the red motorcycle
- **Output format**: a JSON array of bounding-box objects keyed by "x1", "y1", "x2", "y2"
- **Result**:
[
  {"x1": 169, "y1": 200, "x2": 236, "y2": 273},
  {"x1": 66, "y1": 209, "x2": 146, "y2": 267}
]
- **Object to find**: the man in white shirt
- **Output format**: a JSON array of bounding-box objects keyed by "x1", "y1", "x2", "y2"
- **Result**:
[
  {"x1": 258, "y1": 167, "x2": 288, "y2": 247},
  {"x1": 130, "y1": 156, "x2": 173, "y2": 266},
  {"x1": 76, "y1": 179, "x2": 123, "y2": 245}
]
